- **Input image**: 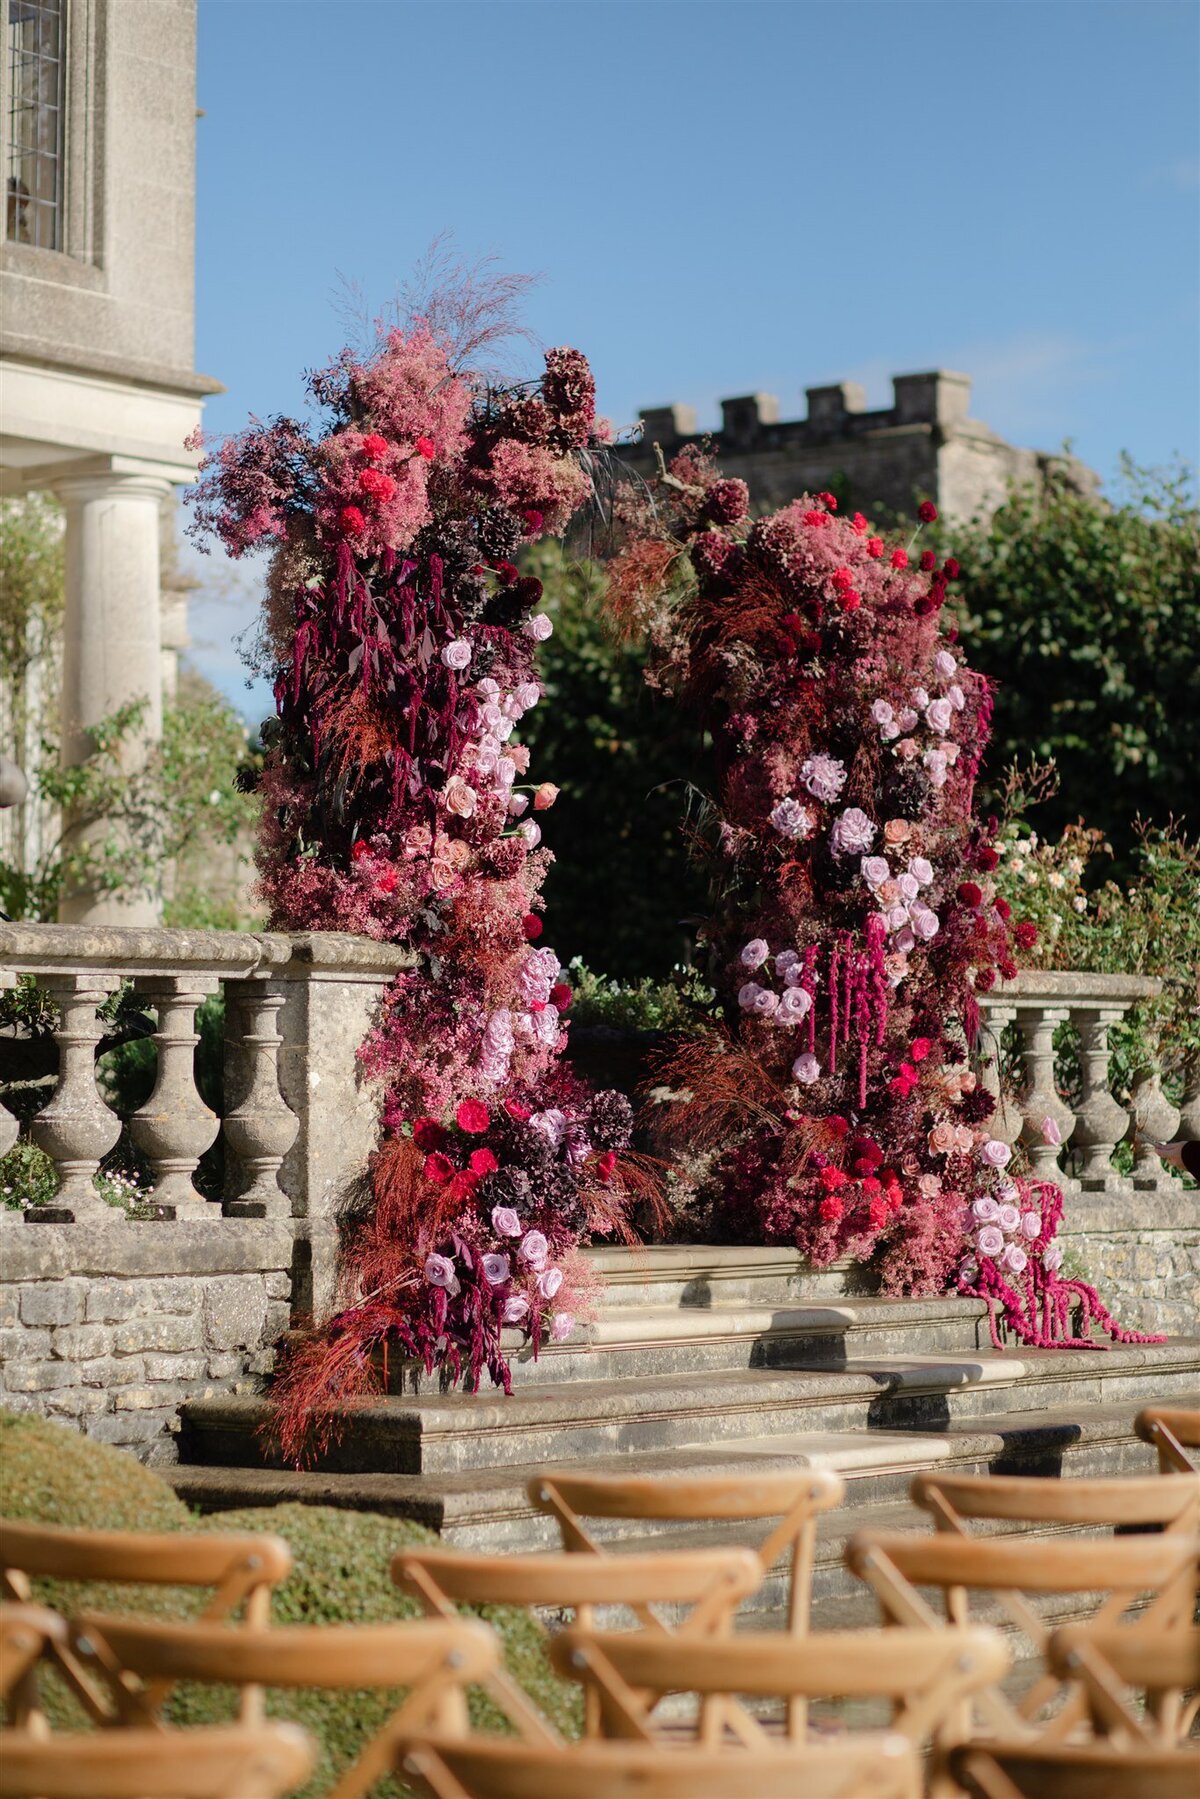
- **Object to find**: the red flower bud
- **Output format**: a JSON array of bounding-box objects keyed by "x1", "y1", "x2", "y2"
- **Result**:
[
  {"x1": 469, "y1": 1147, "x2": 499, "y2": 1176},
  {"x1": 550, "y1": 983, "x2": 572, "y2": 1011},
  {"x1": 1014, "y1": 921, "x2": 1039, "y2": 950},
  {"x1": 818, "y1": 491, "x2": 838, "y2": 510},
  {"x1": 890, "y1": 549, "x2": 909, "y2": 569},
  {"x1": 423, "y1": 1151, "x2": 455, "y2": 1185},
  {"x1": 917, "y1": 500, "x2": 938, "y2": 524},
  {"x1": 957, "y1": 881, "x2": 984, "y2": 909},
  {"x1": 975, "y1": 847, "x2": 999, "y2": 872},
  {"x1": 974, "y1": 967, "x2": 997, "y2": 992},
  {"x1": 522, "y1": 509, "x2": 544, "y2": 534},
  {"x1": 920, "y1": 550, "x2": 937, "y2": 572},
  {"x1": 596, "y1": 1149, "x2": 617, "y2": 1183},
  {"x1": 818, "y1": 1194, "x2": 844, "y2": 1222},
  {"x1": 867, "y1": 537, "x2": 884, "y2": 558},
  {"x1": 994, "y1": 897, "x2": 1012, "y2": 921},
  {"x1": 413, "y1": 1116, "x2": 448, "y2": 1152},
  {"x1": 522, "y1": 913, "x2": 543, "y2": 940},
  {"x1": 943, "y1": 557, "x2": 960, "y2": 579},
  {"x1": 339, "y1": 505, "x2": 366, "y2": 536},
  {"x1": 910, "y1": 1037, "x2": 933, "y2": 1062},
  {"x1": 504, "y1": 1099, "x2": 533, "y2": 1121},
  {"x1": 851, "y1": 513, "x2": 868, "y2": 534},
  {"x1": 361, "y1": 433, "x2": 389, "y2": 461},
  {"x1": 415, "y1": 435, "x2": 436, "y2": 459}
]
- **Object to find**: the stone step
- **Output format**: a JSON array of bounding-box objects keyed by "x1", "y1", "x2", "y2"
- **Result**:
[
  {"x1": 168, "y1": 1395, "x2": 1176, "y2": 1551},
  {"x1": 179, "y1": 1339, "x2": 1200, "y2": 1477},
  {"x1": 497, "y1": 1294, "x2": 994, "y2": 1385},
  {"x1": 581, "y1": 1245, "x2": 875, "y2": 1310}
]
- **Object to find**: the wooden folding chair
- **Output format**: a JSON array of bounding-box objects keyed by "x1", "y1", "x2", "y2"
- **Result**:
[
  {"x1": 0, "y1": 1721, "x2": 315, "y2": 1799},
  {"x1": 951, "y1": 1739, "x2": 1200, "y2": 1799},
  {"x1": 1, "y1": 1602, "x2": 68, "y2": 1728},
  {"x1": 1135, "y1": 1406, "x2": 1200, "y2": 1475},
  {"x1": 548, "y1": 1622, "x2": 1009, "y2": 1756},
  {"x1": 1047, "y1": 1621, "x2": 1200, "y2": 1746},
  {"x1": 844, "y1": 1528, "x2": 1200, "y2": 1750},
  {"x1": 0, "y1": 1516, "x2": 292, "y2": 1725},
  {"x1": 527, "y1": 1469, "x2": 844, "y2": 1737},
  {"x1": 61, "y1": 1612, "x2": 498, "y2": 1799},
  {"x1": 397, "y1": 1731, "x2": 922, "y2": 1799},
  {"x1": 392, "y1": 1544, "x2": 762, "y2": 1740}
]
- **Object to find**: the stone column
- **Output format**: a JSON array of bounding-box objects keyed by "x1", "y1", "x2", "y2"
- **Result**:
[{"x1": 51, "y1": 471, "x2": 175, "y2": 927}]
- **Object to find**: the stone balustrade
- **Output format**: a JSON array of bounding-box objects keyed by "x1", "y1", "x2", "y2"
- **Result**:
[
  {"x1": 0, "y1": 925, "x2": 415, "y2": 1312},
  {"x1": 977, "y1": 969, "x2": 1181, "y2": 1197}
]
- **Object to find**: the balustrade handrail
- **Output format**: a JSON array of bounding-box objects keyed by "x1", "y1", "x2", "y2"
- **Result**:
[{"x1": 0, "y1": 923, "x2": 417, "y2": 979}]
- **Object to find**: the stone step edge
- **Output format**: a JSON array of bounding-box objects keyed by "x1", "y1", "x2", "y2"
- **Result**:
[
  {"x1": 181, "y1": 1341, "x2": 1200, "y2": 1441},
  {"x1": 167, "y1": 1398, "x2": 1163, "y2": 1528}
]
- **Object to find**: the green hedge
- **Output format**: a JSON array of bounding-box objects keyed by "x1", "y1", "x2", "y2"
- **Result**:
[{"x1": 0, "y1": 1411, "x2": 581, "y2": 1795}]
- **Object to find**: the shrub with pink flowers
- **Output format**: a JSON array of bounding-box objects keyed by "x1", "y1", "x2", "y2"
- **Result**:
[
  {"x1": 189, "y1": 291, "x2": 639, "y2": 1459},
  {"x1": 614, "y1": 457, "x2": 1159, "y2": 1350}
]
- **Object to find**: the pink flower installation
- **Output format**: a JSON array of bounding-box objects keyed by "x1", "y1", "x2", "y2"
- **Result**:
[
  {"x1": 190, "y1": 306, "x2": 638, "y2": 1462},
  {"x1": 611, "y1": 463, "x2": 1159, "y2": 1350}
]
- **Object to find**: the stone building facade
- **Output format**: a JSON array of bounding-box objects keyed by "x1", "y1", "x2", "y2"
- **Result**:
[
  {"x1": 619, "y1": 371, "x2": 1098, "y2": 526},
  {"x1": 1, "y1": 0, "x2": 217, "y2": 924}
]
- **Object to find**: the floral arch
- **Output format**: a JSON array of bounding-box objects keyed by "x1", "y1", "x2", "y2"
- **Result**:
[{"x1": 190, "y1": 301, "x2": 1155, "y2": 1459}]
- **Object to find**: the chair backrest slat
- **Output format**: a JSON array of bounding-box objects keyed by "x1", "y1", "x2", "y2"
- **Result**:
[
  {"x1": 392, "y1": 1546, "x2": 762, "y2": 1609},
  {"x1": 0, "y1": 1519, "x2": 292, "y2": 1593},
  {"x1": 0, "y1": 1723, "x2": 315, "y2": 1799},
  {"x1": 912, "y1": 1471, "x2": 1200, "y2": 1529},
  {"x1": 1135, "y1": 1406, "x2": 1200, "y2": 1474},
  {"x1": 954, "y1": 1742, "x2": 1200, "y2": 1799},
  {"x1": 848, "y1": 1529, "x2": 1197, "y2": 1594},
  {"x1": 399, "y1": 1734, "x2": 920, "y2": 1799}
]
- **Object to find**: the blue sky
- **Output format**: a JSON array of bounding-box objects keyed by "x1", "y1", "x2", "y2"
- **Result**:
[{"x1": 187, "y1": 0, "x2": 1200, "y2": 713}]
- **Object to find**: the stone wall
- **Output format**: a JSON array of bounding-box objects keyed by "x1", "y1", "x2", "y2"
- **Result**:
[
  {"x1": 0, "y1": 1220, "x2": 292, "y2": 1464},
  {"x1": 1058, "y1": 1193, "x2": 1200, "y2": 1339},
  {"x1": 618, "y1": 371, "x2": 1100, "y2": 526}
]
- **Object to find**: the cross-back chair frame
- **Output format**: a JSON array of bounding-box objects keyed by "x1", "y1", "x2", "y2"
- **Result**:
[
  {"x1": 0, "y1": 1518, "x2": 291, "y2": 1730},
  {"x1": 62, "y1": 1612, "x2": 498, "y2": 1799},
  {"x1": 392, "y1": 1544, "x2": 762, "y2": 1741},
  {"x1": 547, "y1": 1622, "x2": 1010, "y2": 1754},
  {"x1": 1135, "y1": 1406, "x2": 1200, "y2": 1475},
  {"x1": 951, "y1": 1739, "x2": 1200, "y2": 1799},
  {"x1": 527, "y1": 1467, "x2": 845, "y2": 1737},
  {"x1": 844, "y1": 1529, "x2": 1200, "y2": 1748},
  {"x1": 1046, "y1": 1621, "x2": 1200, "y2": 1747}
]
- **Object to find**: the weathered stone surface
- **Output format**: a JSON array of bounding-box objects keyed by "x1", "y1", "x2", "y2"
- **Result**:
[
  {"x1": 4, "y1": 1359, "x2": 77, "y2": 1393},
  {"x1": 202, "y1": 1275, "x2": 268, "y2": 1352},
  {"x1": 51, "y1": 1324, "x2": 112, "y2": 1360},
  {"x1": 0, "y1": 1220, "x2": 293, "y2": 1283},
  {"x1": 19, "y1": 1281, "x2": 84, "y2": 1326},
  {"x1": 112, "y1": 1314, "x2": 197, "y2": 1355}
]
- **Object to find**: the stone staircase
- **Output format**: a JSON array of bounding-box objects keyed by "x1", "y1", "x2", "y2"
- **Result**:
[{"x1": 169, "y1": 1246, "x2": 1200, "y2": 1631}]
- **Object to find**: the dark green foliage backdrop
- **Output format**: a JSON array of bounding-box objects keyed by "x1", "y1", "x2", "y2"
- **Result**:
[
  {"x1": 947, "y1": 457, "x2": 1199, "y2": 871},
  {"x1": 520, "y1": 542, "x2": 713, "y2": 979}
]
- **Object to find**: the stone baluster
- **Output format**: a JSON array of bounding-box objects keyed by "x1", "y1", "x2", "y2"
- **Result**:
[
  {"x1": 1070, "y1": 1004, "x2": 1133, "y2": 1194},
  {"x1": 28, "y1": 975, "x2": 122, "y2": 1223},
  {"x1": 129, "y1": 976, "x2": 220, "y2": 1217},
  {"x1": 1129, "y1": 1064, "x2": 1181, "y2": 1190},
  {"x1": 1012, "y1": 1001, "x2": 1075, "y2": 1183},
  {"x1": 222, "y1": 978, "x2": 299, "y2": 1217}
]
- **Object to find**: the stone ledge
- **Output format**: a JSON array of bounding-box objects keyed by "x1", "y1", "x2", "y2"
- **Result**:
[
  {"x1": 1058, "y1": 1192, "x2": 1199, "y2": 1234},
  {"x1": 982, "y1": 970, "x2": 1162, "y2": 1006},
  {"x1": 0, "y1": 1219, "x2": 294, "y2": 1282}
]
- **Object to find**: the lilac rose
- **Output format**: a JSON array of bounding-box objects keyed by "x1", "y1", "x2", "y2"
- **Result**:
[
  {"x1": 491, "y1": 1205, "x2": 522, "y2": 1238},
  {"x1": 481, "y1": 1253, "x2": 511, "y2": 1285},
  {"x1": 800, "y1": 754, "x2": 847, "y2": 804}
]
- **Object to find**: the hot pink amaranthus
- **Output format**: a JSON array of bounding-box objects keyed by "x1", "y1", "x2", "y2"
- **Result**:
[
  {"x1": 190, "y1": 306, "x2": 639, "y2": 1459},
  {"x1": 613, "y1": 464, "x2": 1160, "y2": 1348}
]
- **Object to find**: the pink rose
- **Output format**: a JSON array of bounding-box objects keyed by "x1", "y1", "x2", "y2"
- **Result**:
[
  {"x1": 425, "y1": 1253, "x2": 458, "y2": 1291},
  {"x1": 1040, "y1": 1116, "x2": 1063, "y2": 1146},
  {"x1": 751, "y1": 989, "x2": 780, "y2": 1017},
  {"x1": 491, "y1": 1205, "x2": 522, "y2": 1239},
  {"x1": 911, "y1": 908, "x2": 940, "y2": 941},
  {"x1": 980, "y1": 1139, "x2": 1013, "y2": 1168},
  {"x1": 917, "y1": 1173, "x2": 942, "y2": 1198},
  {"x1": 897, "y1": 872, "x2": 920, "y2": 901},
  {"x1": 518, "y1": 1230, "x2": 549, "y2": 1269},
  {"x1": 862, "y1": 856, "x2": 890, "y2": 888},
  {"x1": 524, "y1": 614, "x2": 554, "y2": 641},
  {"x1": 971, "y1": 1197, "x2": 1000, "y2": 1222},
  {"x1": 777, "y1": 986, "x2": 812, "y2": 1023},
  {"x1": 1043, "y1": 1245, "x2": 1064, "y2": 1272},
  {"x1": 503, "y1": 1294, "x2": 530, "y2": 1324},
  {"x1": 518, "y1": 819, "x2": 541, "y2": 847},
  {"x1": 947, "y1": 683, "x2": 966, "y2": 711},
  {"x1": 549, "y1": 1312, "x2": 575, "y2": 1342},
  {"x1": 925, "y1": 698, "x2": 954, "y2": 735},
  {"x1": 897, "y1": 708, "x2": 919, "y2": 732},
  {"x1": 885, "y1": 906, "x2": 909, "y2": 933},
  {"x1": 496, "y1": 757, "x2": 516, "y2": 788},
  {"x1": 481, "y1": 1253, "x2": 511, "y2": 1285},
  {"x1": 924, "y1": 750, "x2": 949, "y2": 788},
  {"x1": 871, "y1": 699, "x2": 895, "y2": 727},
  {"x1": 976, "y1": 1226, "x2": 1005, "y2": 1257},
  {"x1": 934, "y1": 650, "x2": 957, "y2": 679},
  {"x1": 829, "y1": 807, "x2": 876, "y2": 858},
  {"x1": 508, "y1": 793, "x2": 529, "y2": 816},
  {"x1": 997, "y1": 1204, "x2": 1021, "y2": 1233},
  {"x1": 792, "y1": 1053, "x2": 820, "y2": 1084},
  {"x1": 775, "y1": 948, "x2": 800, "y2": 978},
  {"x1": 533, "y1": 783, "x2": 559, "y2": 810},
  {"x1": 740, "y1": 938, "x2": 770, "y2": 969},
  {"x1": 878, "y1": 879, "x2": 902, "y2": 906},
  {"x1": 909, "y1": 856, "x2": 934, "y2": 886},
  {"x1": 738, "y1": 981, "x2": 764, "y2": 1010},
  {"x1": 883, "y1": 818, "x2": 912, "y2": 846},
  {"x1": 1021, "y1": 1212, "x2": 1042, "y2": 1240},
  {"x1": 930, "y1": 1122, "x2": 958, "y2": 1155},
  {"x1": 911, "y1": 687, "x2": 930, "y2": 709},
  {"x1": 1001, "y1": 1244, "x2": 1028, "y2": 1275},
  {"x1": 514, "y1": 682, "x2": 541, "y2": 711},
  {"x1": 895, "y1": 738, "x2": 920, "y2": 762},
  {"x1": 443, "y1": 776, "x2": 477, "y2": 818},
  {"x1": 476, "y1": 677, "x2": 501, "y2": 700},
  {"x1": 537, "y1": 1265, "x2": 564, "y2": 1300},
  {"x1": 441, "y1": 638, "x2": 472, "y2": 670}
]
